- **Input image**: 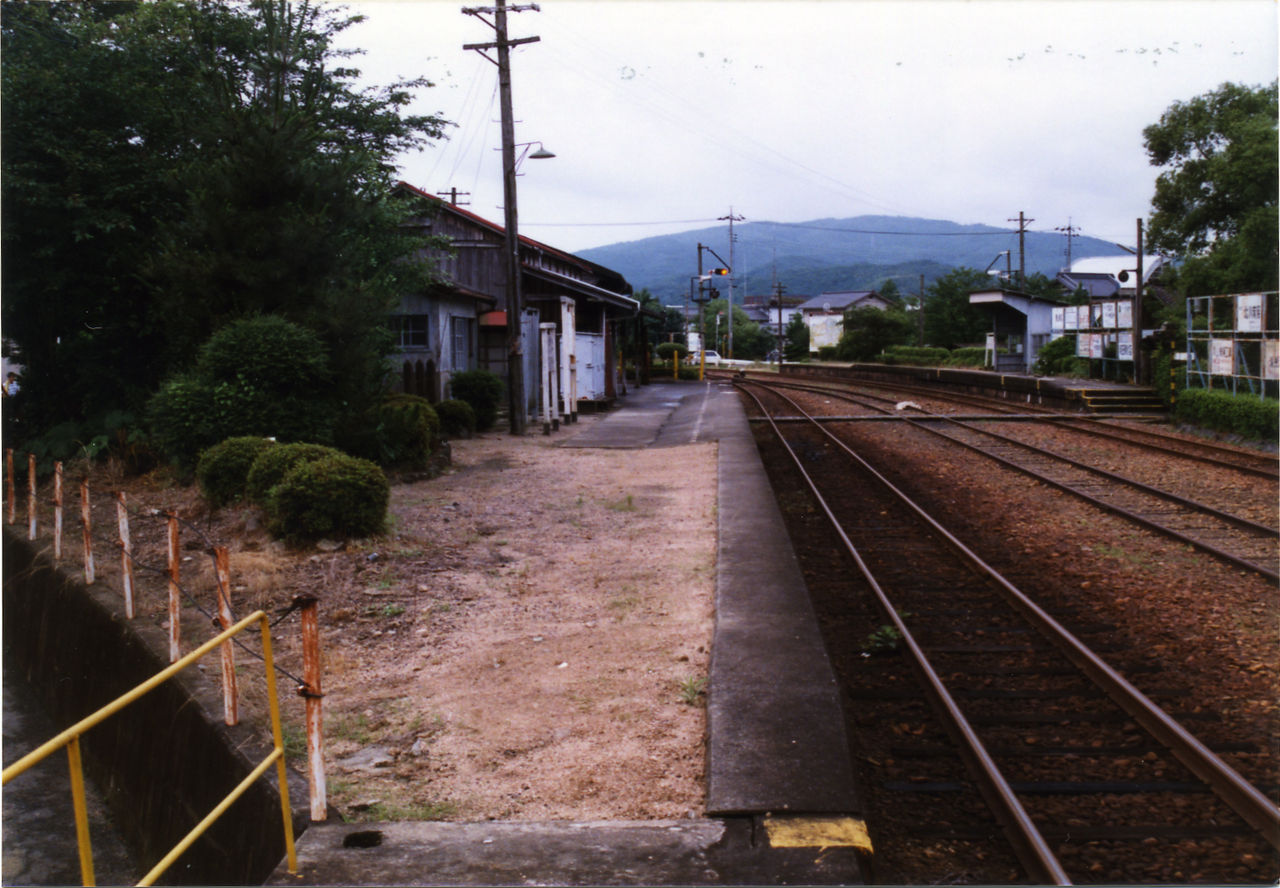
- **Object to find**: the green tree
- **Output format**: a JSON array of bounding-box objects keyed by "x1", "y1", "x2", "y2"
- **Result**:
[
  {"x1": 783, "y1": 313, "x2": 809, "y2": 360},
  {"x1": 2, "y1": 0, "x2": 446, "y2": 435},
  {"x1": 923, "y1": 267, "x2": 992, "y2": 349},
  {"x1": 700, "y1": 298, "x2": 772, "y2": 359},
  {"x1": 836, "y1": 306, "x2": 915, "y2": 361},
  {"x1": 1143, "y1": 81, "x2": 1278, "y2": 296}
]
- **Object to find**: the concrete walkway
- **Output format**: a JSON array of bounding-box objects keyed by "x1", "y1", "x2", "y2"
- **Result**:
[{"x1": 270, "y1": 381, "x2": 866, "y2": 886}]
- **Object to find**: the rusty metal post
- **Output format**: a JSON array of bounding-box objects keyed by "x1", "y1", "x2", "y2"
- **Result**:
[
  {"x1": 116, "y1": 492, "x2": 134, "y2": 619},
  {"x1": 167, "y1": 514, "x2": 180, "y2": 663},
  {"x1": 296, "y1": 594, "x2": 327, "y2": 821},
  {"x1": 53, "y1": 462, "x2": 63, "y2": 561},
  {"x1": 27, "y1": 453, "x2": 37, "y2": 540},
  {"x1": 214, "y1": 547, "x2": 239, "y2": 725},
  {"x1": 7, "y1": 448, "x2": 15, "y2": 524},
  {"x1": 79, "y1": 479, "x2": 94, "y2": 585}
]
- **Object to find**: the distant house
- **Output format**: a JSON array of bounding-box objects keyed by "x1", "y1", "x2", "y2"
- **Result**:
[
  {"x1": 742, "y1": 293, "x2": 805, "y2": 329},
  {"x1": 394, "y1": 183, "x2": 638, "y2": 422},
  {"x1": 1057, "y1": 255, "x2": 1168, "y2": 301},
  {"x1": 796, "y1": 290, "x2": 889, "y2": 352}
]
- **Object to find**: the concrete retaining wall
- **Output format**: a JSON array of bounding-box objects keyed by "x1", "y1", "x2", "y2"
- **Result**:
[{"x1": 3, "y1": 531, "x2": 308, "y2": 885}]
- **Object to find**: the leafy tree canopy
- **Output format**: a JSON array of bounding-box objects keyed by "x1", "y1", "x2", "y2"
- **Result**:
[
  {"x1": 1143, "y1": 81, "x2": 1278, "y2": 295},
  {"x1": 2, "y1": 0, "x2": 447, "y2": 434},
  {"x1": 923, "y1": 267, "x2": 993, "y2": 349},
  {"x1": 836, "y1": 305, "x2": 914, "y2": 362}
]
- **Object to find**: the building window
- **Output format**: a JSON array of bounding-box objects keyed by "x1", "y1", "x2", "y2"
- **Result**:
[
  {"x1": 396, "y1": 315, "x2": 428, "y2": 348},
  {"x1": 451, "y1": 316, "x2": 473, "y2": 369}
]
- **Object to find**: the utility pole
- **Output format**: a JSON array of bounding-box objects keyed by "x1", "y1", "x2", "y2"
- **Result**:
[
  {"x1": 1008, "y1": 211, "x2": 1034, "y2": 288},
  {"x1": 1055, "y1": 217, "x2": 1079, "y2": 269},
  {"x1": 917, "y1": 274, "x2": 925, "y2": 346},
  {"x1": 463, "y1": 0, "x2": 540, "y2": 435},
  {"x1": 1135, "y1": 218, "x2": 1145, "y2": 386},
  {"x1": 771, "y1": 281, "x2": 787, "y2": 371},
  {"x1": 436, "y1": 188, "x2": 471, "y2": 207},
  {"x1": 719, "y1": 208, "x2": 744, "y2": 357}
]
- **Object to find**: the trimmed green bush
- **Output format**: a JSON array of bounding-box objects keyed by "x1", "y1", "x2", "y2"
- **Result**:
[
  {"x1": 881, "y1": 346, "x2": 950, "y2": 366},
  {"x1": 267, "y1": 452, "x2": 389, "y2": 542},
  {"x1": 338, "y1": 394, "x2": 439, "y2": 469},
  {"x1": 377, "y1": 394, "x2": 439, "y2": 467},
  {"x1": 449, "y1": 369, "x2": 504, "y2": 432},
  {"x1": 946, "y1": 347, "x2": 991, "y2": 368},
  {"x1": 436, "y1": 399, "x2": 476, "y2": 439},
  {"x1": 1174, "y1": 388, "x2": 1279, "y2": 442},
  {"x1": 245, "y1": 442, "x2": 339, "y2": 506},
  {"x1": 148, "y1": 315, "x2": 335, "y2": 469},
  {"x1": 654, "y1": 342, "x2": 688, "y2": 363},
  {"x1": 196, "y1": 436, "x2": 277, "y2": 509}
]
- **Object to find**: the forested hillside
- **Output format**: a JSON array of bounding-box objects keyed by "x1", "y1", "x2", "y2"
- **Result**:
[{"x1": 579, "y1": 216, "x2": 1127, "y2": 299}]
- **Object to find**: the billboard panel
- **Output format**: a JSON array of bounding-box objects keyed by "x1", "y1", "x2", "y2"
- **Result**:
[
  {"x1": 1237, "y1": 293, "x2": 1265, "y2": 333},
  {"x1": 1210, "y1": 339, "x2": 1235, "y2": 375}
]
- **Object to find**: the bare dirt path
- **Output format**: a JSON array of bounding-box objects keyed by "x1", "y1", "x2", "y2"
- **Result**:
[{"x1": 265, "y1": 423, "x2": 721, "y2": 822}]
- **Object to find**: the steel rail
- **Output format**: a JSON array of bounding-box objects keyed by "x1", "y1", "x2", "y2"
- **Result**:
[
  {"x1": 738, "y1": 379, "x2": 1280, "y2": 859},
  {"x1": 903, "y1": 417, "x2": 1279, "y2": 582},
  {"x1": 1059, "y1": 418, "x2": 1280, "y2": 480},
  {"x1": 746, "y1": 376, "x2": 1279, "y2": 581},
  {"x1": 765, "y1": 370, "x2": 1279, "y2": 480},
  {"x1": 738, "y1": 381, "x2": 1072, "y2": 885}
]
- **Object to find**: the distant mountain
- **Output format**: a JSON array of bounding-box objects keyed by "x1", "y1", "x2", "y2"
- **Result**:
[{"x1": 577, "y1": 216, "x2": 1128, "y2": 301}]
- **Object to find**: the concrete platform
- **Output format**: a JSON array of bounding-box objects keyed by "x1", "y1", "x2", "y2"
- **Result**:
[{"x1": 270, "y1": 381, "x2": 866, "y2": 886}]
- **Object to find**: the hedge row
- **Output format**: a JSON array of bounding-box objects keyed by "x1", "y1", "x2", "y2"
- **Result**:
[
  {"x1": 872, "y1": 345, "x2": 987, "y2": 368},
  {"x1": 1173, "y1": 388, "x2": 1279, "y2": 442}
]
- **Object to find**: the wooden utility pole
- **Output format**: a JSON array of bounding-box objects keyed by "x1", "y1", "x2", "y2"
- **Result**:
[
  {"x1": 436, "y1": 188, "x2": 471, "y2": 207},
  {"x1": 1055, "y1": 218, "x2": 1079, "y2": 269},
  {"x1": 1008, "y1": 211, "x2": 1034, "y2": 287},
  {"x1": 1135, "y1": 219, "x2": 1145, "y2": 385},
  {"x1": 463, "y1": 1, "x2": 540, "y2": 435},
  {"x1": 917, "y1": 274, "x2": 925, "y2": 346},
  {"x1": 719, "y1": 209, "x2": 744, "y2": 357}
]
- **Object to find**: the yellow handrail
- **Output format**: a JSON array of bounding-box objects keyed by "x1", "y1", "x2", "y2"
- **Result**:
[{"x1": 2, "y1": 610, "x2": 297, "y2": 886}]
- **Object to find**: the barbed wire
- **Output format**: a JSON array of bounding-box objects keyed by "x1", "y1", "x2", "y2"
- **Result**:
[{"x1": 8, "y1": 474, "x2": 311, "y2": 691}]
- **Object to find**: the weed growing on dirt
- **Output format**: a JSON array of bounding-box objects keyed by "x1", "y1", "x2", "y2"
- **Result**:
[
  {"x1": 677, "y1": 676, "x2": 707, "y2": 705},
  {"x1": 607, "y1": 494, "x2": 636, "y2": 512}
]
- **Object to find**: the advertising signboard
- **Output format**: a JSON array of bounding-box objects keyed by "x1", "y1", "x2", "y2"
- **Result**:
[
  {"x1": 1102, "y1": 302, "x2": 1117, "y2": 329},
  {"x1": 1237, "y1": 293, "x2": 1265, "y2": 333},
  {"x1": 1265, "y1": 340, "x2": 1279, "y2": 381},
  {"x1": 1117, "y1": 332, "x2": 1133, "y2": 360},
  {"x1": 1210, "y1": 339, "x2": 1235, "y2": 376}
]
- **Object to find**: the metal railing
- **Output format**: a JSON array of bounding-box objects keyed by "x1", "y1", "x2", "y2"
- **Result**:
[{"x1": 1, "y1": 610, "x2": 298, "y2": 887}]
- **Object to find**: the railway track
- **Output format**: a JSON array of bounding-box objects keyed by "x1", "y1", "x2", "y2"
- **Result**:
[
  {"x1": 739, "y1": 375, "x2": 1279, "y2": 582},
  {"x1": 737, "y1": 379, "x2": 1280, "y2": 884},
  {"x1": 741, "y1": 370, "x2": 1279, "y2": 480}
]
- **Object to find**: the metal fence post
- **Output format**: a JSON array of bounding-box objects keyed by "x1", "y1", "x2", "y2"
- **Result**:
[
  {"x1": 53, "y1": 462, "x2": 63, "y2": 561},
  {"x1": 117, "y1": 493, "x2": 134, "y2": 619},
  {"x1": 27, "y1": 453, "x2": 37, "y2": 540},
  {"x1": 167, "y1": 514, "x2": 180, "y2": 663},
  {"x1": 214, "y1": 547, "x2": 238, "y2": 726},
  {"x1": 296, "y1": 594, "x2": 327, "y2": 821},
  {"x1": 80, "y1": 479, "x2": 94, "y2": 585},
  {"x1": 5, "y1": 448, "x2": 13, "y2": 524}
]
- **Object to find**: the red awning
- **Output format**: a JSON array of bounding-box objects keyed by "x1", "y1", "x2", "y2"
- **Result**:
[{"x1": 478, "y1": 310, "x2": 507, "y2": 327}]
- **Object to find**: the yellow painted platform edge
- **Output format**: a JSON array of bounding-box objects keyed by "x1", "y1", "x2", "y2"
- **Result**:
[{"x1": 763, "y1": 815, "x2": 873, "y2": 853}]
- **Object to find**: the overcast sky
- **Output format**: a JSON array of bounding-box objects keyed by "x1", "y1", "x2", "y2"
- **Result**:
[{"x1": 336, "y1": 0, "x2": 1277, "y2": 253}]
